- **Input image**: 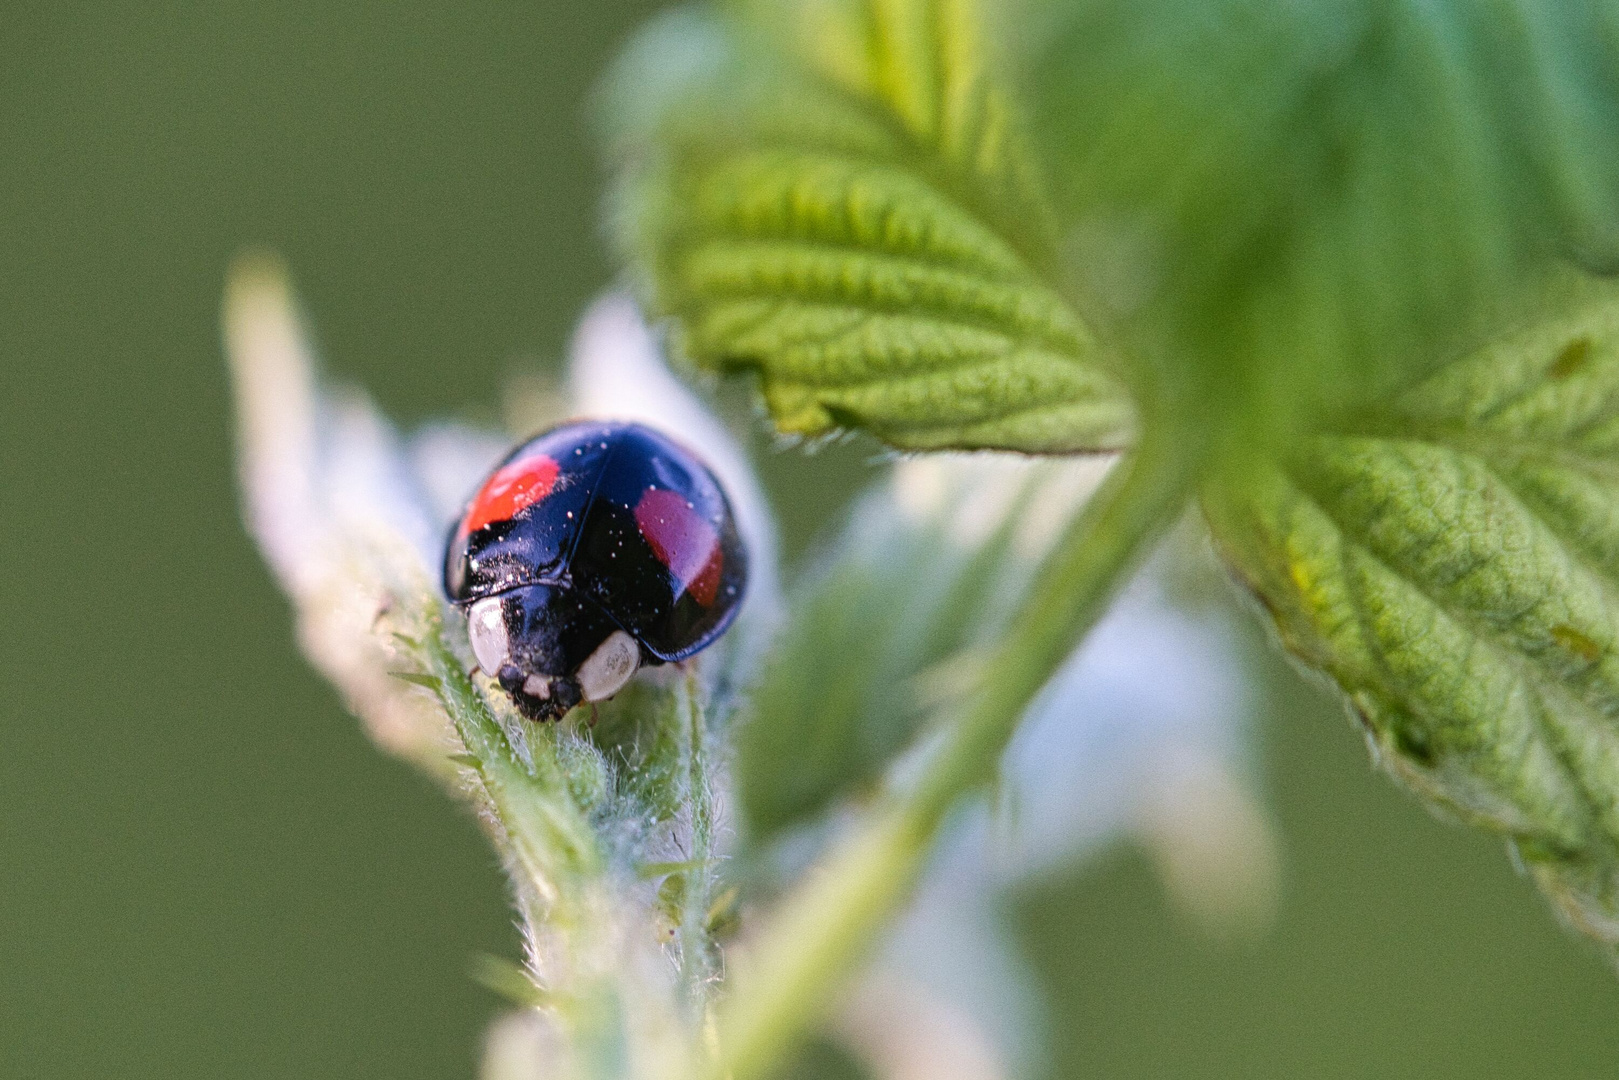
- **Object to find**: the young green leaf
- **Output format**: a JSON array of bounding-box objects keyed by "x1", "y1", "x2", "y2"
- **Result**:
[
  {"x1": 1206, "y1": 278, "x2": 1619, "y2": 949},
  {"x1": 605, "y1": 0, "x2": 1134, "y2": 453}
]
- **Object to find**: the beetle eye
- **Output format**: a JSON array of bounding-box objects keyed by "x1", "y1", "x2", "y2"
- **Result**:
[{"x1": 467, "y1": 597, "x2": 509, "y2": 675}]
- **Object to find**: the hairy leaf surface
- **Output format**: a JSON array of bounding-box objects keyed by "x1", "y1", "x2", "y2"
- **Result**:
[
  {"x1": 606, "y1": 0, "x2": 1133, "y2": 453},
  {"x1": 1206, "y1": 282, "x2": 1619, "y2": 946}
]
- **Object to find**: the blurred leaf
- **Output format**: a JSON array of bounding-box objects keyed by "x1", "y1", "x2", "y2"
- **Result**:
[
  {"x1": 775, "y1": 1034, "x2": 872, "y2": 1080},
  {"x1": 1206, "y1": 278, "x2": 1619, "y2": 949},
  {"x1": 469, "y1": 954, "x2": 551, "y2": 1009},
  {"x1": 637, "y1": 859, "x2": 710, "y2": 880},
  {"x1": 1029, "y1": 0, "x2": 1619, "y2": 448},
  {"x1": 388, "y1": 671, "x2": 442, "y2": 690},
  {"x1": 706, "y1": 884, "x2": 742, "y2": 937},
  {"x1": 604, "y1": 0, "x2": 1134, "y2": 453},
  {"x1": 736, "y1": 456, "x2": 1100, "y2": 839}
]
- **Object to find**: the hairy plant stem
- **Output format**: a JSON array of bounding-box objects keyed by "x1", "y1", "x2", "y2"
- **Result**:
[
  {"x1": 677, "y1": 667, "x2": 718, "y2": 1009},
  {"x1": 412, "y1": 605, "x2": 623, "y2": 1052},
  {"x1": 419, "y1": 618, "x2": 600, "y2": 909},
  {"x1": 704, "y1": 435, "x2": 1197, "y2": 1080}
]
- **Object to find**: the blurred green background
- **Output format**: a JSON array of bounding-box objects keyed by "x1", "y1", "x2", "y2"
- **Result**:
[{"x1": 3, "y1": 3, "x2": 1617, "y2": 1078}]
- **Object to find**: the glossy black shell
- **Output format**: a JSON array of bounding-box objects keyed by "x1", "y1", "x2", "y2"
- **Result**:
[{"x1": 444, "y1": 421, "x2": 747, "y2": 663}]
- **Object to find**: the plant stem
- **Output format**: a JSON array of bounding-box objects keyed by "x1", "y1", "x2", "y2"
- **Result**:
[
  {"x1": 678, "y1": 668, "x2": 718, "y2": 1007},
  {"x1": 704, "y1": 436, "x2": 1196, "y2": 1080},
  {"x1": 421, "y1": 620, "x2": 601, "y2": 897}
]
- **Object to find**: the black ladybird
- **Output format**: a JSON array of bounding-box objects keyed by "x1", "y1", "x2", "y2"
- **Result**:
[{"x1": 444, "y1": 421, "x2": 748, "y2": 720}]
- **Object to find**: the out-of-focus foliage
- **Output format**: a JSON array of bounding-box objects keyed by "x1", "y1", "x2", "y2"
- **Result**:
[
  {"x1": 1032, "y1": 0, "x2": 1619, "y2": 450},
  {"x1": 776, "y1": 1036, "x2": 872, "y2": 1080},
  {"x1": 1207, "y1": 278, "x2": 1619, "y2": 950},
  {"x1": 603, "y1": 1, "x2": 1134, "y2": 453},
  {"x1": 736, "y1": 455, "x2": 1107, "y2": 839}
]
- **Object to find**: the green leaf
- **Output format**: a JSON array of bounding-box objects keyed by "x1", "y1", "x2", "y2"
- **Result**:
[
  {"x1": 1205, "y1": 278, "x2": 1619, "y2": 948},
  {"x1": 636, "y1": 859, "x2": 711, "y2": 880},
  {"x1": 468, "y1": 953, "x2": 551, "y2": 1009},
  {"x1": 1029, "y1": 0, "x2": 1619, "y2": 447},
  {"x1": 387, "y1": 670, "x2": 442, "y2": 690},
  {"x1": 604, "y1": 0, "x2": 1134, "y2": 453},
  {"x1": 775, "y1": 1035, "x2": 873, "y2": 1080}
]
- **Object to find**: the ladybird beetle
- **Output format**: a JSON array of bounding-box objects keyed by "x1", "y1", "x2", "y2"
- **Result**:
[{"x1": 444, "y1": 421, "x2": 747, "y2": 720}]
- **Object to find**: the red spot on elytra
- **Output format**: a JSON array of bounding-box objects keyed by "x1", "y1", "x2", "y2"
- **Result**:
[
  {"x1": 463, "y1": 454, "x2": 560, "y2": 533},
  {"x1": 634, "y1": 487, "x2": 723, "y2": 607}
]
